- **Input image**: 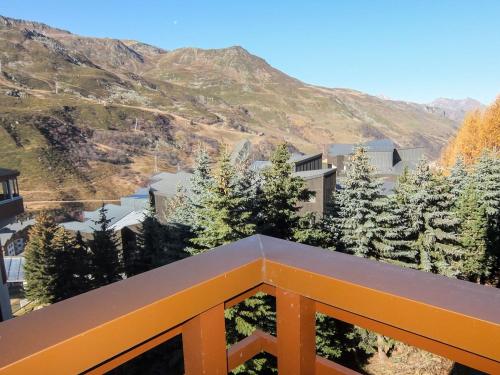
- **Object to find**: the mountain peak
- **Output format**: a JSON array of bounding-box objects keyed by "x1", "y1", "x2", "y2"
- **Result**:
[{"x1": 0, "y1": 14, "x2": 71, "y2": 35}]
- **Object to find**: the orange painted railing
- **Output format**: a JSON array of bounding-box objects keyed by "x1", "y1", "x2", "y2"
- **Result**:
[{"x1": 0, "y1": 235, "x2": 498, "y2": 374}]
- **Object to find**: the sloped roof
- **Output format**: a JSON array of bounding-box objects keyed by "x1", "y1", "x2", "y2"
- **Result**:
[
  {"x1": 328, "y1": 139, "x2": 395, "y2": 156},
  {"x1": 83, "y1": 204, "x2": 135, "y2": 227},
  {"x1": 110, "y1": 210, "x2": 147, "y2": 231},
  {"x1": 0, "y1": 219, "x2": 35, "y2": 246},
  {"x1": 364, "y1": 139, "x2": 395, "y2": 152},
  {"x1": 62, "y1": 204, "x2": 140, "y2": 234},
  {"x1": 251, "y1": 153, "x2": 322, "y2": 172},
  {"x1": 293, "y1": 168, "x2": 336, "y2": 180},
  {"x1": 149, "y1": 171, "x2": 193, "y2": 197}
]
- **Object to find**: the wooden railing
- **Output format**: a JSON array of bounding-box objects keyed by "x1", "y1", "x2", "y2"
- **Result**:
[{"x1": 0, "y1": 235, "x2": 498, "y2": 374}]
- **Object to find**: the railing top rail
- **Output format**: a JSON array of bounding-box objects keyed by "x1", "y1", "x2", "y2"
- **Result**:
[
  {"x1": 259, "y1": 235, "x2": 500, "y2": 323},
  {"x1": 0, "y1": 235, "x2": 498, "y2": 373}
]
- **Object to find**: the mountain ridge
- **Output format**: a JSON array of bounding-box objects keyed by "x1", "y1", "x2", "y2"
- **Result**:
[{"x1": 0, "y1": 14, "x2": 475, "y2": 204}]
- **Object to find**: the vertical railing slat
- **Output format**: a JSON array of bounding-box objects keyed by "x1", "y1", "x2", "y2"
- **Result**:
[
  {"x1": 276, "y1": 288, "x2": 316, "y2": 374},
  {"x1": 182, "y1": 304, "x2": 227, "y2": 374}
]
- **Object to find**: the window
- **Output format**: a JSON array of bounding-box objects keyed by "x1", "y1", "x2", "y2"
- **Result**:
[{"x1": 1, "y1": 181, "x2": 9, "y2": 200}]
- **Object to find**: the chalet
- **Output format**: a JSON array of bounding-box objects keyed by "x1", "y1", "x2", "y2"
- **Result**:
[
  {"x1": 251, "y1": 152, "x2": 336, "y2": 217},
  {"x1": 325, "y1": 139, "x2": 424, "y2": 194}
]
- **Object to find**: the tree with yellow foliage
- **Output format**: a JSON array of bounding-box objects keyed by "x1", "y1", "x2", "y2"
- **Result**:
[{"x1": 442, "y1": 97, "x2": 500, "y2": 166}]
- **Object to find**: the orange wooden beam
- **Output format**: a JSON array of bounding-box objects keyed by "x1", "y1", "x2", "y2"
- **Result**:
[
  {"x1": 316, "y1": 302, "x2": 500, "y2": 375},
  {"x1": 224, "y1": 284, "x2": 276, "y2": 309},
  {"x1": 276, "y1": 288, "x2": 316, "y2": 375},
  {"x1": 84, "y1": 326, "x2": 182, "y2": 374},
  {"x1": 183, "y1": 303, "x2": 227, "y2": 374}
]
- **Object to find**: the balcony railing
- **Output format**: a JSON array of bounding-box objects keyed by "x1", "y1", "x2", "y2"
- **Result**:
[{"x1": 0, "y1": 235, "x2": 498, "y2": 374}]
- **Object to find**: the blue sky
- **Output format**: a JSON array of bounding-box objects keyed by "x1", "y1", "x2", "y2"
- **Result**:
[{"x1": 1, "y1": 1, "x2": 499, "y2": 104}]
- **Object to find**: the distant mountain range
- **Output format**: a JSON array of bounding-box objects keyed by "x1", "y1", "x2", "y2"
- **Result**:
[
  {"x1": 427, "y1": 97, "x2": 484, "y2": 123},
  {"x1": 0, "y1": 15, "x2": 483, "y2": 203}
]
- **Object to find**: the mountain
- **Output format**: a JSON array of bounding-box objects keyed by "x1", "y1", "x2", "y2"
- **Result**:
[
  {"x1": 0, "y1": 15, "x2": 460, "y2": 204},
  {"x1": 427, "y1": 97, "x2": 484, "y2": 123}
]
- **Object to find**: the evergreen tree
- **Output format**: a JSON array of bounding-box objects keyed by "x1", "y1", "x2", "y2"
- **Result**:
[
  {"x1": 399, "y1": 160, "x2": 462, "y2": 277},
  {"x1": 472, "y1": 151, "x2": 500, "y2": 285},
  {"x1": 190, "y1": 148, "x2": 255, "y2": 253},
  {"x1": 377, "y1": 194, "x2": 417, "y2": 268},
  {"x1": 87, "y1": 205, "x2": 122, "y2": 288},
  {"x1": 455, "y1": 184, "x2": 490, "y2": 283},
  {"x1": 51, "y1": 227, "x2": 91, "y2": 301},
  {"x1": 449, "y1": 155, "x2": 469, "y2": 199},
  {"x1": 24, "y1": 212, "x2": 59, "y2": 305},
  {"x1": 335, "y1": 147, "x2": 385, "y2": 259},
  {"x1": 257, "y1": 143, "x2": 312, "y2": 240},
  {"x1": 135, "y1": 205, "x2": 168, "y2": 274}
]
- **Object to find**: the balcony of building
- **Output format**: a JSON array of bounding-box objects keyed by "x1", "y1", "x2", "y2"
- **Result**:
[
  {"x1": 0, "y1": 168, "x2": 23, "y2": 226},
  {"x1": 0, "y1": 235, "x2": 498, "y2": 374}
]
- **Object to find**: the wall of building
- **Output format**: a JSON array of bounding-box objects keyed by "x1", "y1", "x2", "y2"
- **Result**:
[
  {"x1": 295, "y1": 156, "x2": 322, "y2": 172},
  {"x1": 397, "y1": 148, "x2": 424, "y2": 162},
  {"x1": 0, "y1": 252, "x2": 12, "y2": 321},
  {"x1": 0, "y1": 198, "x2": 24, "y2": 227},
  {"x1": 298, "y1": 177, "x2": 323, "y2": 216}
]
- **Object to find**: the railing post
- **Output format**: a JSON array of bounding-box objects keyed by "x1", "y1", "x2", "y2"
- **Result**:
[
  {"x1": 276, "y1": 288, "x2": 316, "y2": 375},
  {"x1": 182, "y1": 303, "x2": 228, "y2": 375}
]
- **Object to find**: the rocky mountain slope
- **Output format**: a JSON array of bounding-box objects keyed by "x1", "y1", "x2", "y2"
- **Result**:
[
  {"x1": 0, "y1": 15, "x2": 465, "y2": 203},
  {"x1": 427, "y1": 97, "x2": 484, "y2": 123}
]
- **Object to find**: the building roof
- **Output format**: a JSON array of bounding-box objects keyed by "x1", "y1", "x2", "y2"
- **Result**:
[
  {"x1": 110, "y1": 209, "x2": 147, "y2": 231},
  {"x1": 293, "y1": 168, "x2": 336, "y2": 180},
  {"x1": 83, "y1": 204, "x2": 135, "y2": 227},
  {"x1": 149, "y1": 171, "x2": 193, "y2": 197},
  {"x1": 4, "y1": 256, "x2": 25, "y2": 283},
  {"x1": 62, "y1": 204, "x2": 145, "y2": 234},
  {"x1": 289, "y1": 153, "x2": 322, "y2": 164},
  {"x1": 251, "y1": 153, "x2": 322, "y2": 172},
  {"x1": 0, "y1": 219, "x2": 35, "y2": 246},
  {"x1": 0, "y1": 168, "x2": 19, "y2": 178},
  {"x1": 328, "y1": 138, "x2": 395, "y2": 156},
  {"x1": 364, "y1": 139, "x2": 395, "y2": 152}
]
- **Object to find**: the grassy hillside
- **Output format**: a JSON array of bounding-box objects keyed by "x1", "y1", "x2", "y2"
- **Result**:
[{"x1": 0, "y1": 15, "x2": 459, "y2": 204}]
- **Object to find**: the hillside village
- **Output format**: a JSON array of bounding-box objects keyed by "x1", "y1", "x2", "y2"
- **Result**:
[{"x1": 0, "y1": 9, "x2": 499, "y2": 375}]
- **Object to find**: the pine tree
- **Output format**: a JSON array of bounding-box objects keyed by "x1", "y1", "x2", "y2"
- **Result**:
[
  {"x1": 335, "y1": 147, "x2": 385, "y2": 259},
  {"x1": 449, "y1": 154, "x2": 469, "y2": 199},
  {"x1": 190, "y1": 148, "x2": 255, "y2": 253},
  {"x1": 472, "y1": 151, "x2": 500, "y2": 285},
  {"x1": 24, "y1": 212, "x2": 59, "y2": 305},
  {"x1": 377, "y1": 194, "x2": 417, "y2": 268},
  {"x1": 185, "y1": 144, "x2": 214, "y2": 228},
  {"x1": 455, "y1": 184, "x2": 490, "y2": 283},
  {"x1": 87, "y1": 205, "x2": 122, "y2": 288},
  {"x1": 135, "y1": 205, "x2": 168, "y2": 274},
  {"x1": 399, "y1": 160, "x2": 462, "y2": 277},
  {"x1": 257, "y1": 143, "x2": 312, "y2": 240},
  {"x1": 51, "y1": 227, "x2": 91, "y2": 301}
]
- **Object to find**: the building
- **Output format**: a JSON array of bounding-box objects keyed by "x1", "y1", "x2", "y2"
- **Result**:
[
  {"x1": 251, "y1": 152, "x2": 336, "y2": 216},
  {"x1": 61, "y1": 203, "x2": 147, "y2": 239},
  {"x1": 326, "y1": 139, "x2": 424, "y2": 194},
  {"x1": 0, "y1": 219, "x2": 35, "y2": 256},
  {"x1": 0, "y1": 168, "x2": 24, "y2": 228},
  {"x1": 149, "y1": 171, "x2": 193, "y2": 223},
  {"x1": 0, "y1": 167, "x2": 24, "y2": 322}
]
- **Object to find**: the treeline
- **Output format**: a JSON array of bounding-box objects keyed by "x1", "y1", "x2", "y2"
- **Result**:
[
  {"x1": 24, "y1": 207, "x2": 188, "y2": 305},
  {"x1": 442, "y1": 96, "x2": 499, "y2": 166},
  {"x1": 23, "y1": 143, "x2": 500, "y2": 373}
]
